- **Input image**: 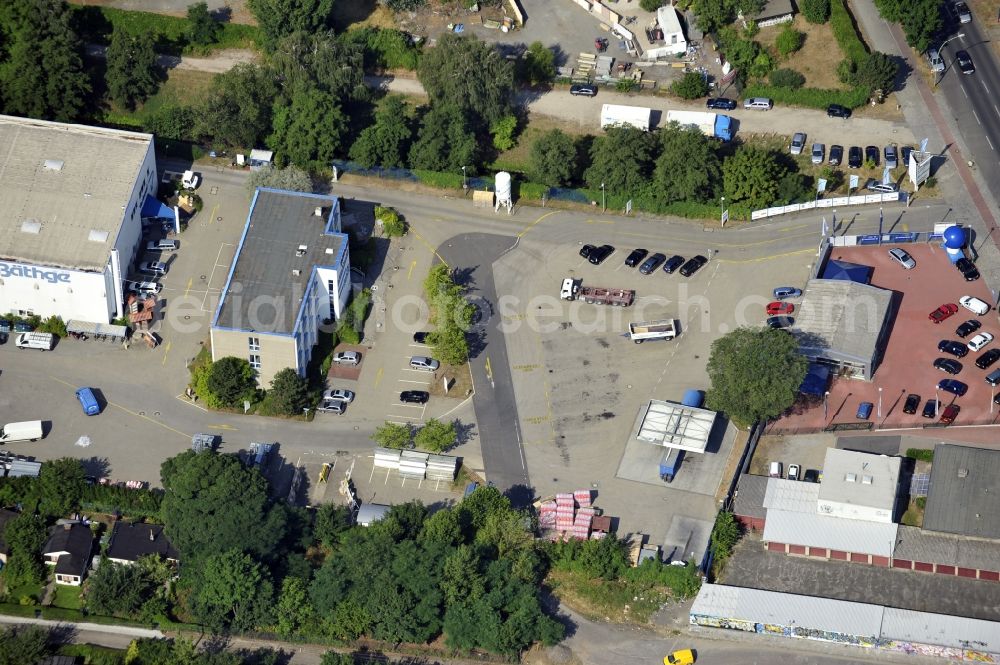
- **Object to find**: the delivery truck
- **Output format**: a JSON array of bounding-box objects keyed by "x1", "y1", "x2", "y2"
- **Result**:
[
  {"x1": 15, "y1": 332, "x2": 54, "y2": 350},
  {"x1": 561, "y1": 278, "x2": 634, "y2": 306},
  {"x1": 600, "y1": 104, "x2": 652, "y2": 131},
  {"x1": 628, "y1": 319, "x2": 678, "y2": 343},
  {"x1": 665, "y1": 110, "x2": 733, "y2": 141},
  {"x1": 0, "y1": 420, "x2": 43, "y2": 443},
  {"x1": 659, "y1": 447, "x2": 683, "y2": 483}
]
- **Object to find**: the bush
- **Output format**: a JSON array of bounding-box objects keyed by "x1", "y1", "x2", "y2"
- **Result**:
[
  {"x1": 616, "y1": 79, "x2": 637, "y2": 93},
  {"x1": 37, "y1": 315, "x2": 67, "y2": 338},
  {"x1": 769, "y1": 68, "x2": 805, "y2": 89},
  {"x1": 775, "y1": 27, "x2": 804, "y2": 56},
  {"x1": 830, "y1": 0, "x2": 868, "y2": 65},
  {"x1": 342, "y1": 27, "x2": 421, "y2": 70},
  {"x1": 742, "y1": 82, "x2": 868, "y2": 109},
  {"x1": 905, "y1": 448, "x2": 934, "y2": 462},
  {"x1": 801, "y1": 0, "x2": 831, "y2": 23},
  {"x1": 670, "y1": 71, "x2": 710, "y2": 99},
  {"x1": 376, "y1": 205, "x2": 407, "y2": 237},
  {"x1": 710, "y1": 511, "x2": 741, "y2": 564},
  {"x1": 336, "y1": 289, "x2": 372, "y2": 346},
  {"x1": 639, "y1": 0, "x2": 663, "y2": 10}
]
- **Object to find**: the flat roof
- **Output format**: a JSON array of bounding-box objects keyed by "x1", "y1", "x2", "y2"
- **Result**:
[
  {"x1": 792, "y1": 279, "x2": 892, "y2": 366},
  {"x1": 894, "y1": 525, "x2": 1000, "y2": 571},
  {"x1": 818, "y1": 448, "x2": 900, "y2": 513},
  {"x1": 924, "y1": 445, "x2": 1000, "y2": 539},
  {"x1": 0, "y1": 115, "x2": 152, "y2": 271},
  {"x1": 214, "y1": 188, "x2": 345, "y2": 334},
  {"x1": 634, "y1": 399, "x2": 716, "y2": 453},
  {"x1": 656, "y1": 4, "x2": 683, "y2": 34},
  {"x1": 763, "y1": 477, "x2": 820, "y2": 513},
  {"x1": 763, "y1": 509, "x2": 898, "y2": 557},
  {"x1": 882, "y1": 607, "x2": 1000, "y2": 653},
  {"x1": 732, "y1": 474, "x2": 768, "y2": 520}
]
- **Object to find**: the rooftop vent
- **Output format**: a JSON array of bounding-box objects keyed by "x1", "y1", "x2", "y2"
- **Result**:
[
  {"x1": 88, "y1": 230, "x2": 110, "y2": 243},
  {"x1": 862, "y1": 475, "x2": 873, "y2": 485},
  {"x1": 43, "y1": 159, "x2": 64, "y2": 172},
  {"x1": 296, "y1": 244, "x2": 307, "y2": 257},
  {"x1": 292, "y1": 269, "x2": 301, "y2": 277},
  {"x1": 845, "y1": 473, "x2": 857, "y2": 483},
  {"x1": 958, "y1": 468, "x2": 969, "y2": 478},
  {"x1": 314, "y1": 206, "x2": 323, "y2": 217},
  {"x1": 325, "y1": 248, "x2": 334, "y2": 255},
  {"x1": 20, "y1": 220, "x2": 40, "y2": 234}
]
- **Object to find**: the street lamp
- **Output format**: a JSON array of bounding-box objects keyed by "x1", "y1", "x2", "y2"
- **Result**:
[
  {"x1": 720, "y1": 196, "x2": 726, "y2": 227},
  {"x1": 936, "y1": 33, "x2": 966, "y2": 87},
  {"x1": 824, "y1": 390, "x2": 830, "y2": 419},
  {"x1": 461, "y1": 166, "x2": 467, "y2": 191},
  {"x1": 877, "y1": 387, "x2": 883, "y2": 419},
  {"x1": 601, "y1": 182, "x2": 606, "y2": 213},
  {"x1": 935, "y1": 387, "x2": 940, "y2": 418},
  {"x1": 992, "y1": 386, "x2": 996, "y2": 415}
]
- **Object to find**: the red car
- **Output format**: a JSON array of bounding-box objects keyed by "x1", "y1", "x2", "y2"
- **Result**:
[
  {"x1": 940, "y1": 404, "x2": 960, "y2": 425},
  {"x1": 766, "y1": 302, "x2": 795, "y2": 316},
  {"x1": 929, "y1": 303, "x2": 959, "y2": 324}
]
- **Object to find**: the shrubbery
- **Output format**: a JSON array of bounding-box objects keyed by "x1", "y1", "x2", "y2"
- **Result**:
[
  {"x1": 830, "y1": 0, "x2": 868, "y2": 65},
  {"x1": 743, "y1": 82, "x2": 868, "y2": 109},
  {"x1": 769, "y1": 68, "x2": 806, "y2": 89},
  {"x1": 670, "y1": 71, "x2": 710, "y2": 99},
  {"x1": 801, "y1": 0, "x2": 831, "y2": 23},
  {"x1": 775, "y1": 26, "x2": 804, "y2": 56}
]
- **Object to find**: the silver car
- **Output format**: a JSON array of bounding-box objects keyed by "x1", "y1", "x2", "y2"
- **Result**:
[
  {"x1": 888, "y1": 247, "x2": 915, "y2": 269},
  {"x1": 409, "y1": 356, "x2": 440, "y2": 371},
  {"x1": 790, "y1": 132, "x2": 806, "y2": 155},
  {"x1": 316, "y1": 399, "x2": 346, "y2": 414},
  {"x1": 811, "y1": 143, "x2": 825, "y2": 165},
  {"x1": 139, "y1": 261, "x2": 167, "y2": 276},
  {"x1": 322, "y1": 389, "x2": 355, "y2": 403},
  {"x1": 333, "y1": 351, "x2": 361, "y2": 365}
]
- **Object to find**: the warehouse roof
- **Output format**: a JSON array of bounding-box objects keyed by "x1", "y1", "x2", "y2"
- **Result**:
[
  {"x1": 923, "y1": 445, "x2": 1000, "y2": 539},
  {"x1": 732, "y1": 474, "x2": 768, "y2": 520},
  {"x1": 214, "y1": 188, "x2": 347, "y2": 334},
  {"x1": 818, "y1": 448, "x2": 900, "y2": 514},
  {"x1": 634, "y1": 400, "x2": 716, "y2": 453},
  {"x1": 893, "y1": 525, "x2": 1000, "y2": 571},
  {"x1": 792, "y1": 279, "x2": 892, "y2": 365},
  {"x1": 763, "y1": 509, "x2": 898, "y2": 557},
  {"x1": 881, "y1": 608, "x2": 1000, "y2": 653},
  {"x1": 763, "y1": 477, "x2": 819, "y2": 513},
  {"x1": 0, "y1": 115, "x2": 152, "y2": 271}
]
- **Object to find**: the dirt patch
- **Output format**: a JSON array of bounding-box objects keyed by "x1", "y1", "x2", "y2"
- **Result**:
[
  {"x1": 428, "y1": 362, "x2": 474, "y2": 398},
  {"x1": 757, "y1": 16, "x2": 845, "y2": 90},
  {"x1": 523, "y1": 644, "x2": 582, "y2": 665},
  {"x1": 332, "y1": 0, "x2": 397, "y2": 30}
]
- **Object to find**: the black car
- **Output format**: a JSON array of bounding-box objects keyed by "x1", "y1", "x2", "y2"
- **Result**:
[
  {"x1": 938, "y1": 339, "x2": 969, "y2": 358},
  {"x1": 956, "y1": 50, "x2": 975, "y2": 75},
  {"x1": 570, "y1": 83, "x2": 598, "y2": 97},
  {"x1": 413, "y1": 331, "x2": 430, "y2": 344},
  {"x1": 588, "y1": 244, "x2": 615, "y2": 265},
  {"x1": 956, "y1": 319, "x2": 982, "y2": 338},
  {"x1": 662, "y1": 255, "x2": 685, "y2": 274},
  {"x1": 956, "y1": 257, "x2": 980, "y2": 281},
  {"x1": 901, "y1": 145, "x2": 913, "y2": 165},
  {"x1": 827, "y1": 104, "x2": 851, "y2": 119},
  {"x1": 766, "y1": 316, "x2": 794, "y2": 329},
  {"x1": 639, "y1": 252, "x2": 666, "y2": 275},
  {"x1": 939, "y1": 379, "x2": 968, "y2": 396},
  {"x1": 579, "y1": 244, "x2": 596, "y2": 259},
  {"x1": 624, "y1": 248, "x2": 649, "y2": 267},
  {"x1": 802, "y1": 469, "x2": 820, "y2": 483},
  {"x1": 829, "y1": 144, "x2": 844, "y2": 166},
  {"x1": 400, "y1": 390, "x2": 430, "y2": 404},
  {"x1": 865, "y1": 145, "x2": 880, "y2": 166},
  {"x1": 934, "y1": 357, "x2": 963, "y2": 375},
  {"x1": 706, "y1": 98, "x2": 737, "y2": 110},
  {"x1": 679, "y1": 255, "x2": 708, "y2": 277},
  {"x1": 977, "y1": 348, "x2": 1000, "y2": 369},
  {"x1": 903, "y1": 393, "x2": 921, "y2": 414},
  {"x1": 0, "y1": 332, "x2": 6, "y2": 345},
  {"x1": 922, "y1": 399, "x2": 939, "y2": 418},
  {"x1": 848, "y1": 146, "x2": 863, "y2": 168}
]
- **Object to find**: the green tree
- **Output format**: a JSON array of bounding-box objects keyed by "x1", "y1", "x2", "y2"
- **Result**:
[
  {"x1": 2, "y1": 514, "x2": 48, "y2": 585},
  {"x1": 204, "y1": 356, "x2": 257, "y2": 408},
  {"x1": 105, "y1": 27, "x2": 161, "y2": 110},
  {"x1": 0, "y1": 625, "x2": 50, "y2": 665},
  {"x1": 0, "y1": 0, "x2": 90, "y2": 122},
  {"x1": 710, "y1": 511, "x2": 742, "y2": 561},
  {"x1": 490, "y1": 114, "x2": 518, "y2": 151},
  {"x1": 801, "y1": 0, "x2": 830, "y2": 23},
  {"x1": 427, "y1": 323, "x2": 470, "y2": 366},
  {"x1": 775, "y1": 26, "x2": 804, "y2": 56},
  {"x1": 247, "y1": 164, "x2": 313, "y2": 192},
  {"x1": 315, "y1": 504, "x2": 352, "y2": 547},
  {"x1": 769, "y1": 68, "x2": 806, "y2": 89},
  {"x1": 269, "y1": 86, "x2": 347, "y2": 169},
  {"x1": 38, "y1": 457, "x2": 85, "y2": 518},
  {"x1": 320, "y1": 652, "x2": 356, "y2": 665},
  {"x1": 475, "y1": 508, "x2": 533, "y2": 559},
  {"x1": 529, "y1": 129, "x2": 576, "y2": 187},
  {"x1": 276, "y1": 576, "x2": 314, "y2": 637},
  {"x1": 349, "y1": 96, "x2": 413, "y2": 169},
  {"x1": 692, "y1": 0, "x2": 735, "y2": 32},
  {"x1": 160, "y1": 450, "x2": 286, "y2": 561},
  {"x1": 414, "y1": 418, "x2": 456, "y2": 452},
  {"x1": 521, "y1": 41, "x2": 555, "y2": 85},
  {"x1": 375, "y1": 206, "x2": 407, "y2": 237},
  {"x1": 385, "y1": 0, "x2": 426, "y2": 10},
  {"x1": 639, "y1": 0, "x2": 663, "y2": 10},
  {"x1": 266, "y1": 368, "x2": 310, "y2": 416},
  {"x1": 247, "y1": 0, "x2": 335, "y2": 48},
  {"x1": 441, "y1": 545, "x2": 484, "y2": 605},
  {"x1": 705, "y1": 327, "x2": 807, "y2": 425},
  {"x1": 417, "y1": 33, "x2": 514, "y2": 128},
  {"x1": 722, "y1": 145, "x2": 786, "y2": 208},
  {"x1": 852, "y1": 51, "x2": 898, "y2": 96},
  {"x1": 371, "y1": 422, "x2": 412, "y2": 449},
  {"x1": 198, "y1": 63, "x2": 278, "y2": 148},
  {"x1": 192, "y1": 549, "x2": 274, "y2": 631},
  {"x1": 409, "y1": 104, "x2": 478, "y2": 172},
  {"x1": 186, "y1": 2, "x2": 220, "y2": 45},
  {"x1": 418, "y1": 508, "x2": 463, "y2": 547},
  {"x1": 670, "y1": 71, "x2": 709, "y2": 99},
  {"x1": 271, "y1": 31, "x2": 368, "y2": 103},
  {"x1": 901, "y1": 0, "x2": 942, "y2": 53},
  {"x1": 143, "y1": 104, "x2": 197, "y2": 142},
  {"x1": 86, "y1": 559, "x2": 155, "y2": 618},
  {"x1": 584, "y1": 125, "x2": 657, "y2": 195},
  {"x1": 654, "y1": 125, "x2": 721, "y2": 204}
]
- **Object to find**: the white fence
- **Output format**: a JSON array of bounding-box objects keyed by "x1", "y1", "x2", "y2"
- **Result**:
[{"x1": 751, "y1": 192, "x2": 903, "y2": 221}]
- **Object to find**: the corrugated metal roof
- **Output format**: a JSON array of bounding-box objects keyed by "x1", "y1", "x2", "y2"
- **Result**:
[
  {"x1": 733, "y1": 474, "x2": 768, "y2": 519},
  {"x1": 893, "y1": 525, "x2": 1000, "y2": 570},
  {"x1": 763, "y1": 509, "x2": 897, "y2": 557},
  {"x1": 792, "y1": 279, "x2": 892, "y2": 366},
  {"x1": 763, "y1": 478, "x2": 820, "y2": 513},
  {"x1": 818, "y1": 449, "x2": 900, "y2": 514},
  {"x1": 924, "y1": 445, "x2": 1000, "y2": 539},
  {"x1": 634, "y1": 399, "x2": 715, "y2": 453},
  {"x1": 690, "y1": 584, "x2": 883, "y2": 637},
  {"x1": 882, "y1": 608, "x2": 1000, "y2": 652}
]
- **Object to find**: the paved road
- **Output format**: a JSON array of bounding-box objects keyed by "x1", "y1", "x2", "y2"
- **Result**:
[{"x1": 436, "y1": 233, "x2": 531, "y2": 497}]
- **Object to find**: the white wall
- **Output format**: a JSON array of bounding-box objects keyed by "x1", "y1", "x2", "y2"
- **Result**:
[
  {"x1": 0, "y1": 262, "x2": 111, "y2": 322},
  {"x1": 112, "y1": 142, "x2": 158, "y2": 317},
  {"x1": 817, "y1": 499, "x2": 894, "y2": 524}
]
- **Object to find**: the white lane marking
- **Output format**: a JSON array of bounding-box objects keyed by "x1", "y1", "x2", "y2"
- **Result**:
[
  {"x1": 983, "y1": 81, "x2": 991, "y2": 95},
  {"x1": 987, "y1": 135, "x2": 995, "y2": 151},
  {"x1": 973, "y1": 109, "x2": 982, "y2": 126}
]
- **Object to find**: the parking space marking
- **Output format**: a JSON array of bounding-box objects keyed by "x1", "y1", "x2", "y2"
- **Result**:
[
  {"x1": 208, "y1": 203, "x2": 219, "y2": 224},
  {"x1": 374, "y1": 366, "x2": 383, "y2": 389},
  {"x1": 585, "y1": 219, "x2": 614, "y2": 224},
  {"x1": 407, "y1": 260, "x2": 416, "y2": 279},
  {"x1": 201, "y1": 242, "x2": 234, "y2": 312},
  {"x1": 517, "y1": 210, "x2": 559, "y2": 238},
  {"x1": 160, "y1": 341, "x2": 171, "y2": 366},
  {"x1": 399, "y1": 378, "x2": 432, "y2": 385},
  {"x1": 176, "y1": 394, "x2": 209, "y2": 411}
]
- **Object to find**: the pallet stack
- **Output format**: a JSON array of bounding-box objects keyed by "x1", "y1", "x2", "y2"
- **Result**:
[
  {"x1": 538, "y1": 500, "x2": 557, "y2": 530},
  {"x1": 555, "y1": 493, "x2": 575, "y2": 532},
  {"x1": 534, "y1": 490, "x2": 605, "y2": 541}
]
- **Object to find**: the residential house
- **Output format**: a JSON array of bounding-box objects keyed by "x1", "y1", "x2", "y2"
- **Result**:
[
  {"x1": 43, "y1": 523, "x2": 93, "y2": 586},
  {"x1": 106, "y1": 522, "x2": 179, "y2": 566}
]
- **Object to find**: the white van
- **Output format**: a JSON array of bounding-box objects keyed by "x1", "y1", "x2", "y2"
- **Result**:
[
  {"x1": 15, "y1": 332, "x2": 54, "y2": 350},
  {"x1": 0, "y1": 420, "x2": 43, "y2": 443},
  {"x1": 960, "y1": 295, "x2": 990, "y2": 316}
]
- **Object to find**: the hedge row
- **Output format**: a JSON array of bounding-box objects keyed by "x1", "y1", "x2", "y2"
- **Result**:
[
  {"x1": 743, "y1": 83, "x2": 869, "y2": 109},
  {"x1": 829, "y1": 0, "x2": 869, "y2": 64}
]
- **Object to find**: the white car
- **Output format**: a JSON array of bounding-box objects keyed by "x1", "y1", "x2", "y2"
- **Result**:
[
  {"x1": 787, "y1": 464, "x2": 801, "y2": 481},
  {"x1": 960, "y1": 295, "x2": 991, "y2": 316},
  {"x1": 181, "y1": 170, "x2": 200, "y2": 189},
  {"x1": 790, "y1": 132, "x2": 806, "y2": 155},
  {"x1": 124, "y1": 280, "x2": 161, "y2": 295},
  {"x1": 811, "y1": 143, "x2": 825, "y2": 165},
  {"x1": 968, "y1": 332, "x2": 994, "y2": 352},
  {"x1": 322, "y1": 389, "x2": 355, "y2": 403},
  {"x1": 333, "y1": 351, "x2": 361, "y2": 365},
  {"x1": 887, "y1": 247, "x2": 915, "y2": 269},
  {"x1": 139, "y1": 261, "x2": 167, "y2": 276}
]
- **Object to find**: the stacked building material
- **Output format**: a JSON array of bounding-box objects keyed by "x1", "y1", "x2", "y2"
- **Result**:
[{"x1": 538, "y1": 500, "x2": 557, "y2": 529}]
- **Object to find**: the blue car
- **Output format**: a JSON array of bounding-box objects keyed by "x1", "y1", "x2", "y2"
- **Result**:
[
  {"x1": 856, "y1": 402, "x2": 873, "y2": 420},
  {"x1": 938, "y1": 379, "x2": 968, "y2": 397},
  {"x1": 773, "y1": 287, "x2": 802, "y2": 300},
  {"x1": 75, "y1": 387, "x2": 101, "y2": 416}
]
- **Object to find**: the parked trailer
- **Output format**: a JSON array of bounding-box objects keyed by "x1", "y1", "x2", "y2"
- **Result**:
[
  {"x1": 665, "y1": 110, "x2": 733, "y2": 141},
  {"x1": 628, "y1": 319, "x2": 678, "y2": 343},
  {"x1": 600, "y1": 104, "x2": 652, "y2": 131},
  {"x1": 579, "y1": 285, "x2": 635, "y2": 306}
]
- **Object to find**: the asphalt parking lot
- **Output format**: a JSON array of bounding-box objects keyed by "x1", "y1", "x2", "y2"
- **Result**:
[{"x1": 772, "y1": 243, "x2": 1000, "y2": 431}]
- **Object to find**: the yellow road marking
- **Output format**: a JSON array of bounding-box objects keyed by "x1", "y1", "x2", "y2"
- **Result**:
[
  {"x1": 512, "y1": 364, "x2": 541, "y2": 371},
  {"x1": 374, "y1": 366, "x2": 383, "y2": 389},
  {"x1": 207, "y1": 424, "x2": 240, "y2": 431},
  {"x1": 208, "y1": 203, "x2": 219, "y2": 224},
  {"x1": 49, "y1": 374, "x2": 189, "y2": 439},
  {"x1": 407, "y1": 260, "x2": 416, "y2": 279},
  {"x1": 183, "y1": 277, "x2": 193, "y2": 297},
  {"x1": 716, "y1": 248, "x2": 816, "y2": 264},
  {"x1": 411, "y1": 230, "x2": 448, "y2": 265},
  {"x1": 517, "y1": 210, "x2": 559, "y2": 238},
  {"x1": 585, "y1": 219, "x2": 615, "y2": 224},
  {"x1": 161, "y1": 341, "x2": 172, "y2": 366},
  {"x1": 485, "y1": 357, "x2": 493, "y2": 383}
]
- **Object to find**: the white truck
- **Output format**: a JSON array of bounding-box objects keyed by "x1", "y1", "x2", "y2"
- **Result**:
[
  {"x1": 15, "y1": 332, "x2": 54, "y2": 350},
  {"x1": 600, "y1": 104, "x2": 652, "y2": 131},
  {"x1": 628, "y1": 319, "x2": 678, "y2": 343},
  {"x1": 0, "y1": 420, "x2": 43, "y2": 443},
  {"x1": 665, "y1": 110, "x2": 733, "y2": 141}
]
